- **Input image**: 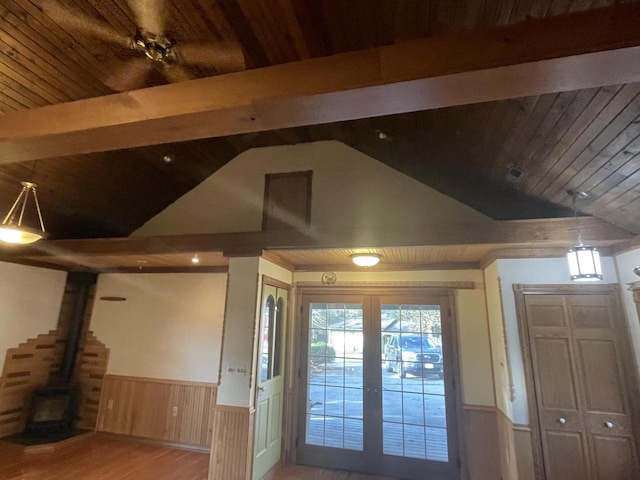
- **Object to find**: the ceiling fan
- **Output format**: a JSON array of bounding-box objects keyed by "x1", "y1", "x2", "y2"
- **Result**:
[{"x1": 42, "y1": 0, "x2": 246, "y2": 92}]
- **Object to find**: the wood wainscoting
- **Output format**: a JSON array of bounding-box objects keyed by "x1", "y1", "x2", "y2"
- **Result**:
[
  {"x1": 496, "y1": 408, "x2": 518, "y2": 480},
  {"x1": 513, "y1": 425, "x2": 536, "y2": 480},
  {"x1": 462, "y1": 405, "x2": 501, "y2": 480},
  {"x1": 462, "y1": 405, "x2": 536, "y2": 480},
  {"x1": 96, "y1": 375, "x2": 217, "y2": 450},
  {"x1": 208, "y1": 405, "x2": 254, "y2": 480}
]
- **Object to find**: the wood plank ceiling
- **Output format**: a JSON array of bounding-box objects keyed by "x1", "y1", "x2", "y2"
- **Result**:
[{"x1": 0, "y1": 0, "x2": 638, "y2": 240}]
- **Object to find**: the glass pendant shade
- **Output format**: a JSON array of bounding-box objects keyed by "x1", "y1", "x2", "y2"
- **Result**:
[
  {"x1": 350, "y1": 254, "x2": 381, "y2": 267},
  {"x1": 567, "y1": 245, "x2": 602, "y2": 281},
  {"x1": 0, "y1": 182, "x2": 47, "y2": 245}
]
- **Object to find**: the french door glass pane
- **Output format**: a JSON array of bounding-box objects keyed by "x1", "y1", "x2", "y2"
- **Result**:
[
  {"x1": 306, "y1": 303, "x2": 364, "y2": 451},
  {"x1": 260, "y1": 295, "x2": 275, "y2": 381},
  {"x1": 381, "y1": 304, "x2": 448, "y2": 462}
]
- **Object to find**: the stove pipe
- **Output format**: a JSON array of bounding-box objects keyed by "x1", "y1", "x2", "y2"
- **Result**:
[{"x1": 59, "y1": 272, "x2": 97, "y2": 384}]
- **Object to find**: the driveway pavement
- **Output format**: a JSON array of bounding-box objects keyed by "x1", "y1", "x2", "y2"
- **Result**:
[{"x1": 306, "y1": 361, "x2": 448, "y2": 461}]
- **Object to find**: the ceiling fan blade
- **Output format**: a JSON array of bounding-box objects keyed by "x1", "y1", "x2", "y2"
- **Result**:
[
  {"x1": 173, "y1": 42, "x2": 246, "y2": 73},
  {"x1": 128, "y1": 0, "x2": 167, "y2": 36},
  {"x1": 43, "y1": 2, "x2": 132, "y2": 49},
  {"x1": 161, "y1": 64, "x2": 195, "y2": 84},
  {"x1": 104, "y1": 58, "x2": 153, "y2": 92}
]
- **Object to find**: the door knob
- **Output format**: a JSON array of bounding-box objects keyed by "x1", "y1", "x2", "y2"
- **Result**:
[
  {"x1": 605, "y1": 421, "x2": 614, "y2": 428},
  {"x1": 258, "y1": 386, "x2": 265, "y2": 393},
  {"x1": 558, "y1": 417, "x2": 566, "y2": 424}
]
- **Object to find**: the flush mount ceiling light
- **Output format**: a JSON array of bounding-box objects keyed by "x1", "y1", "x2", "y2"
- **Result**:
[
  {"x1": 350, "y1": 253, "x2": 382, "y2": 268},
  {"x1": 0, "y1": 182, "x2": 47, "y2": 245},
  {"x1": 191, "y1": 255, "x2": 200, "y2": 264},
  {"x1": 566, "y1": 190, "x2": 602, "y2": 282}
]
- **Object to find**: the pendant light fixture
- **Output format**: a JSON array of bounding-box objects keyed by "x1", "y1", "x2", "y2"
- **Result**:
[
  {"x1": 0, "y1": 182, "x2": 47, "y2": 245},
  {"x1": 566, "y1": 190, "x2": 602, "y2": 282}
]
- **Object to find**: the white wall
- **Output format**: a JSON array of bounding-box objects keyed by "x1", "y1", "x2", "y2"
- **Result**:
[
  {"x1": 292, "y1": 269, "x2": 496, "y2": 407},
  {"x1": 216, "y1": 257, "x2": 294, "y2": 408},
  {"x1": 0, "y1": 262, "x2": 67, "y2": 373},
  {"x1": 614, "y1": 249, "x2": 640, "y2": 374},
  {"x1": 484, "y1": 261, "x2": 512, "y2": 418},
  {"x1": 217, "y1": 257, "x2": 260, "y2": 407},
  {"x1": 90, "y1": 273, "x2": 227, "y2": 383},
  {"x1": 134, "y1": 141, "x2": 491, "y2": 236},
  {"x1": 496, "y1": 257, "x2": 618, "y2": 424}
]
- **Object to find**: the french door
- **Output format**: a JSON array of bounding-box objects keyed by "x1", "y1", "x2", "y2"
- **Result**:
[{"x1": 297, "y1": 292, "x2": 459, "y2": 480}]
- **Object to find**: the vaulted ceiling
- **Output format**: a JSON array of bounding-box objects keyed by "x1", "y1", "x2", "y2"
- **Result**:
[{"x1": 0, "y1": 0, "x2": 639, "y2": 242}]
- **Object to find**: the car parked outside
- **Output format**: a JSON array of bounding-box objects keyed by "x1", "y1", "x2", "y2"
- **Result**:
[{"x1": 383, "y1": 333, "x2": 443, "y2": 379}]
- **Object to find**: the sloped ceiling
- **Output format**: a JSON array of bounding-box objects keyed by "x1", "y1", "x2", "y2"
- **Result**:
[{"x1": 3, "y1": 82, "x2": 639, "y2": 239}]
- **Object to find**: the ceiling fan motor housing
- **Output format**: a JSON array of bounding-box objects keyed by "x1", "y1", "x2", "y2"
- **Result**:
[{"x1": 134, "y1": 30, "x2": 176, "y2": 63}]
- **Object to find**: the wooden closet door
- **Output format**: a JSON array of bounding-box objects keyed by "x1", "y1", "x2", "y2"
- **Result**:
[
  {"x1": 566, "y1": 295, "x2": 639, "y2": 480},
  {"x1": 526, "y1": 295, "x2": 592, "y2": 480},
  {"x1": 524, "y1": 293, "x2": 640, "y2": 480}
]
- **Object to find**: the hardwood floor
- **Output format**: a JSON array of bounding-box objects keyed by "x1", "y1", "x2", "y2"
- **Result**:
[
  {"x1": 0, "y1": 434, "x2": 395, "y2": 480},
  {"x1": 274, "y1": 465, "x2": 396, "y2": 480},
  {"x1": 0, "y1": 434, "x2": 209, "y2": 480}
]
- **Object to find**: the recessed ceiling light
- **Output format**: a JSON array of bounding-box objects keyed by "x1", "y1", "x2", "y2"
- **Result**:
[
  {"x1": 505, "y1": 165, "x2": 525, "y2": 185},
  {"x1": 162, "y1": 155, "x2": 173, "y2": 163},
  {"x1": 191, "y1": 255, "x2": 200, "y2": 264},
  {"x1": 350, "y1": 254, "x2": 381, "y2": 268}
]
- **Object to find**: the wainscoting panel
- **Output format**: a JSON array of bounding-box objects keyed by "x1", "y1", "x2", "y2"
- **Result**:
[
  {"x1": 496, "y1": 409, "x2": 518, "y2": 480},
  {"x1": 513, "y1": 426, "x2": 535, "y2": 480},
  {"x1": 97, "y1": 375, "x2": 216, "y2": 448},
  {"x1": 462, "y1": 405, "x2": 501, "y2": 480},
  {"x1": 209, "y1": 406, "x2": 254, "y2": 480}
]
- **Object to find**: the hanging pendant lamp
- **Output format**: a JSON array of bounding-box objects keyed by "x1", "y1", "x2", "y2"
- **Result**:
[
  {"x1": 566, "y1": 190, "x2": 602, "y2": 282},
  {"x1": 0, "y1": 182, "x2": 47, "y2": 245}
]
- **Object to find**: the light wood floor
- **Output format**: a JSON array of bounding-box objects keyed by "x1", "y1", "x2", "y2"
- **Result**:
[
  {"x1": 0, "y1": 434, "x2": 209, "y2": 480},
  {"x1": 0, "y1": 434, "x2": 395, "y2": 480}
]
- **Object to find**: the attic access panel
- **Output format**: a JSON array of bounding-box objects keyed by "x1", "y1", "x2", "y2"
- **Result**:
[{"x1": 262, "y1": 171, "x2": 313, "y2": 231}]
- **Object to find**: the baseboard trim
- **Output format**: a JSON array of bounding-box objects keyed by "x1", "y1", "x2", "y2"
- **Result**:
[{"x1": 97, "y1": 432, "x2": 210, "y2": 454}]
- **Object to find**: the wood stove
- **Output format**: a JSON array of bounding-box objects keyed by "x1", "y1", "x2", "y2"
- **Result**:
[
  {"x1": 22, "y1": 273, "x2": 96, "y2": 440},
  {"x1": 25, "y1": 385, "x2": 77, "y2": 435}
]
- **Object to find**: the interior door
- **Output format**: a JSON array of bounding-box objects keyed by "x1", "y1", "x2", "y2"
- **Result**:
[
  {"x1": 297, "y1": 292, "x2": 459, "y2": 480},
  {"x1": 524, "y1": 292, "x2": 640, "y2": 480},
  {"x1": 254, "y1": 283, "x2": 288, "y2": 480}
]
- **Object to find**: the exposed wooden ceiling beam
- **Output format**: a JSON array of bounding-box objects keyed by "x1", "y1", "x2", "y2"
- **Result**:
[
  {"x1": 610, "y1": 234, "x2": 640, "y2": 256},
  {"x1": 1, "y1": 4, "x2": 640, "y2": 163},
  {"x1": 3, "y1": 217, "x2": 631, "y2": 260},
  {"x1": 478, "y1": 247, "x2": 615, "y2": 270}
]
